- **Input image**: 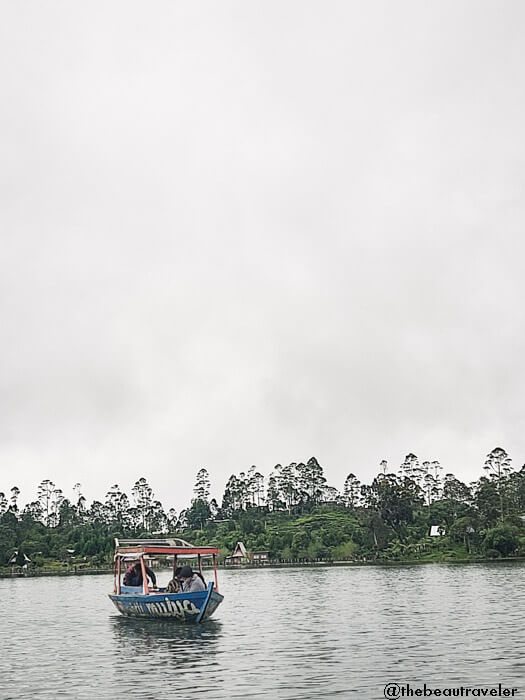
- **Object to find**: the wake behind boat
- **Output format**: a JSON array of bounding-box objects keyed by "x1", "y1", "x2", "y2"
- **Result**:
[{"x1": 108, "y1": 538, "x2": 224, "y2": 623}]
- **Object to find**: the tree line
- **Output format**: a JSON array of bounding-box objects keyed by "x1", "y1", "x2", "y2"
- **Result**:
[{"x1": 1, "y1": 447, "x2": 524, "y2": 567}]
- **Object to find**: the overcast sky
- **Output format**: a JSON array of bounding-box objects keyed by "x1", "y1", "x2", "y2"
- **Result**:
[{"x1": 1, "y1": 1, "x2": 524, "y2": 513}]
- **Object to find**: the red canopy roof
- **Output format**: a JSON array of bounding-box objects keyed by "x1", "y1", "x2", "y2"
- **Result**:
[{"x1": 114, "y1": 538, "x2": 218, "y2": 557}]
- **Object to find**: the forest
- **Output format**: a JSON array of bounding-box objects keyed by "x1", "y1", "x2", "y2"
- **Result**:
[{"x1": 1, "y1": 447, "x2": 524, "y2": 571}]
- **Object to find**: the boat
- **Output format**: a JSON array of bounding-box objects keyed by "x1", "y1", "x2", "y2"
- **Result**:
[{"x1": 108, "y1": 538, "x2": 224, "y2": 623}]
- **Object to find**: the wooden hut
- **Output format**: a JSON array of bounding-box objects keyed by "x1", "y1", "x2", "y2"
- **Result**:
[
  {"x1": 225, "y1": 542, "x2": 249, "y2": 565},
  {"x1": 252, "y1": 551, "x2": 270, "y2": 563}
]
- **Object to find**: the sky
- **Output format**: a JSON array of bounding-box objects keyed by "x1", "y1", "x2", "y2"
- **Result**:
[{"x1": 1, "y1": 1, "x2": 524, "y2": 514}]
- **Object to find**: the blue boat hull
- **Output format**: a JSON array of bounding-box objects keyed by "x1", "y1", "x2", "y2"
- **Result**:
[{"x1": 108, "y1": 583, "x2": 223, "y2": 623}]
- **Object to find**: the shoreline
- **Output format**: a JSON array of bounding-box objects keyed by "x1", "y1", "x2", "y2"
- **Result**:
[{"x1": 1, "y1": 555, "x2": 523, "y2": 579}]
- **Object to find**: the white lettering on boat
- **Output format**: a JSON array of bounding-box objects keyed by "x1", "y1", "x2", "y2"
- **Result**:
[{"x1": 115, "y1": 597, "x2": 200, "y2": 618}]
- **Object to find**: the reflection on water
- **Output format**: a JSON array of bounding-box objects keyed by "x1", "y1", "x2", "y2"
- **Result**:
[
  {"x1": 112, "y1": 614, "x2": 223, "y2": 645},
  {"x1": 0, "y1": 563, "x2": 523, "y2": 700},
  {"x1": 110, "y1": 615, "x2": 224, "y2": 695},
  {"x1": 112, "y1": 614, "x2": 222, "y2": 660}
]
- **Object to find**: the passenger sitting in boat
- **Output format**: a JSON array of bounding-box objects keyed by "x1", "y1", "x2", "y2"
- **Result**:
[
  {"x1": 123, "y1": 561, "x2": 157, "y2": 588},
  {"x1": 166, "y1": 567, "x2": 183, "y2": 593},
  {"x1": 180, "y1": 565, "x2": 206, "y2": 592}
]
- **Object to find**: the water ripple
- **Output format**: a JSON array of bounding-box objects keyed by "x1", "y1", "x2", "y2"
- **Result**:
[{"x1": 0, "y1": 563, "x2": 523, "y2": 699}]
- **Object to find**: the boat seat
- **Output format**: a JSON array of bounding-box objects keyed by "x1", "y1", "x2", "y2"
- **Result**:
[{"x1": 120, "y1": 585, "x2": 144, "y2": 595}]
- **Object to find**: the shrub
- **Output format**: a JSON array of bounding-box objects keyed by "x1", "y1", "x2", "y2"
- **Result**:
[{"x1": 482, "y1": 525, "x2": 520, "y2": 557}]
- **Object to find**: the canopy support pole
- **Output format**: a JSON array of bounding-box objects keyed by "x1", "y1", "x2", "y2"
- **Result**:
[
  {"x1": 140, "y1": 557, "x2": 149, "y2": 595},
  {"x1": 213, "y1": 554, "x2": 219, "y2": 593},
  {"x1": 116, "y1": 557, "x2": 121, "y2": 594}
]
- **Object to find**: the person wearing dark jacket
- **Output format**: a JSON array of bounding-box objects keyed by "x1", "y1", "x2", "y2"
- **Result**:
[
  {"x1": 179, "y1": 566, "x2": 206, "y2": 592},
  {"x1": 123, "y1": 561, "x2": 157, "y2": 587}
]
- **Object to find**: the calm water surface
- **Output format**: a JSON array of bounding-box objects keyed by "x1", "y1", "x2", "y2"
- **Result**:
[{"x1": 0, "y1": 563, "x2": 523, "y2": 699}]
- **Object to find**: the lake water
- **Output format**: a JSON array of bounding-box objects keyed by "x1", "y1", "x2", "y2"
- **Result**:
[{"x1": 0, "y1": 563, "x2": 523, "y2": 699}]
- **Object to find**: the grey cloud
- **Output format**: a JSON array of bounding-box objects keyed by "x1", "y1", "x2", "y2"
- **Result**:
[{"x1": 1, "y1": 1, "x2": 524, "y2": 509}]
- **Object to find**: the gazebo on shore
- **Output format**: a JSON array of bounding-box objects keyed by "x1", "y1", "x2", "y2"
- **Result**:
[
  {"x1": 8, "y1": 551, "x2": 32, "y2": 570},
  {"x1": 225, "y1": 542, "x2": 249, "y2": 565},
  {"x1": 224, "y1": 542, "x2": 271, "y2": 565}
]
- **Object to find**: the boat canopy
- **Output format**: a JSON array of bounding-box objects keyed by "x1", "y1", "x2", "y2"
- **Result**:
[{"x1": 114, "y1": 538, "x2": 219, "y2": 558}]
